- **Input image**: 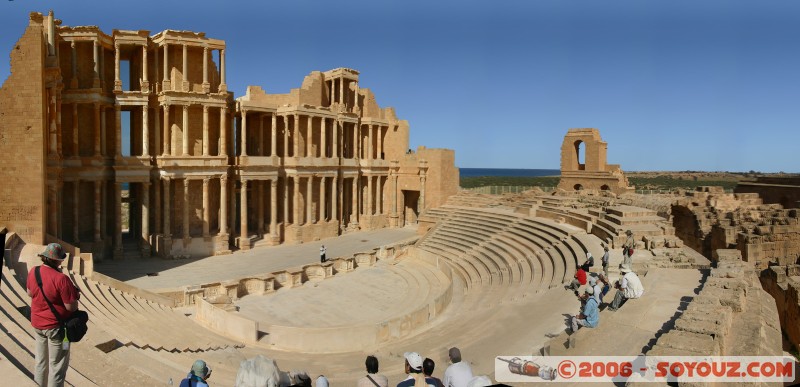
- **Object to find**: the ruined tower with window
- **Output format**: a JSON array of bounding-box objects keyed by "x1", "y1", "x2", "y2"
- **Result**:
[{"x1": 557, "y1": 128, "x2": 633, "y2": 195}]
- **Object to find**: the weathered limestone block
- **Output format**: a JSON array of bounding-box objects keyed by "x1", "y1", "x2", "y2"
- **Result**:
[
  {"x1": 701, "y1": 286, "x2": 746, "y2": 313},
  {"x1": 355, "y1": 251, "x2": 377, "y2": 267},
  {"x1": 332, "y1": 257, "x2": 355, "y2": 273},
  {"x1": 303, "y1": 264, "x2": 328, "y2": 281},
  {"x1": 655, "y1": 330, "x2": 720, "y2": 355}
]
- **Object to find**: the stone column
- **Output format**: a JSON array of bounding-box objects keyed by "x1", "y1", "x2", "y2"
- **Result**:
[
  {"x1": 182, "y1": 44, "x2": 189, "y2": 91},
  {"x1": 154, "y1": 179, "x2": 161, "y2": 234},
  {"x1": 101, "y1": 107, "x2": 107, "y2": 156},
  {"x1": 306, "y1": 176, "x2": 314, "y2": 224},
  {"x1": 93, "y1": 40, "x2": 101, "y2": 88},
  {"x1": 183, "y1": 179, "x2": 190, "y2": 240},
  {"x1": 354, "y1": 124, "x2": 360, "y2": 159},
  {"x1": 369, "y1": 124, "x2": 375, "y2": 160},
  {"x1": 332, "y1": 120, "x2": 339, "y2": 158},
  {"x1": 154, "y1": 107, "x2": 160, "y2": 156},
  {"x1": 332, "y1": 175, "x2": 339, "y2": 222},
  {"x1": 94, "y1": 181, "x2": 101, "y2": 242},
  {"x1": 115, "y1": 105, "x2": 122, "y2": 157},
  {"x1": 367, "y1": 174, "x2": 373, "y2": 215},
  {"x1": 293, "y1": 115, "x2": 300, "y2": 157},
  {"x1": 141, "y1": 182, "x2": 150, "y2": 255},
  {"x1": 321, "y1": 118, "x2": 328, "y2": 158},
  {"x1": 202, "y1": 105, "x2": 209, "y2": 156},
  {"x1": 240, "y1": 179, "x2": 249, "y2": 241},
  {"x1": 377, "y1": 176, "x2": 383, "y2": 215},
  {"x1": 72, "y1": 103, "x2": 79, "y2": 157},
  {"x1": 182, "y1": 105, "x2": 189, "y2": 156},
  {"x1": 163, "y1": 177, "x2": 171, "y2": 238},
  {"x1": 391, "y1": 161, "x2": 399, "y2": 223},
  {"x1": 141, "y1": 44, "x2": 149, "y2": 92},
  {"x1": 219, "y1": 49, "x2": 227, "y2": 92},
  {"x1": 70, "y1": 42, "x2": 78, "y2": 89},
  {"x1": 220, "y1": 176, "x2": 228, "y2": 234},
  {"x1": 153, "y1": 43, "x2": 158, "y2": 92},
  {"x1": 241, "y1": 109, "x2": 248, "y2": 156},
  {"x1": 113, "y1": 42, "x2": 121, "y2": 91},
  {"x1": 270, "y1": 179, "x2": 278, "y2": 237},
  {"x1": 270, "y1": 114, "x2": 277, "y2": 157},
  {"x1": 378, "y1": 126, "x2": 383, "y2": 159},
  {"x1": 351, "y1": 177, "x2": 358, "y2": 223},
  {"x1": 257, "y1": 180, "x2": 265, "y2": 235},
  {"x1": 353, "y1": 81, "x2": 359, "y2": 111},
  {"x1": 163, "y1": 43, "x2": 170, "y2": 90},
  {"x1": 307, "y1": 116, "x2": 313, "y2": 157},
  {"x1": 220, "y1": 107, "x2": 227, "y2": 156},
  {"x1": 283, "y1": 115, "x2": 289, "y2": 157},
  {"x1": 93, "y1": 103, "x2": 101, "y2": 156},
  {"x1": 114, "y1": 182, "x2": 122, "y2": 257},
  {"x1": 419, "y1": 161, "x2": 427, "y2": 213},
  {"x1": 202, "y1": 47, "x2": 210, "y2": 93},
  {"x1": 293, "y1": 177, "x2": 300, "y2": 225},
  {"x1": 320, "y1": 176, "x2": 326, "y2": 222},
  {"x1": 202, "y1": 178, "x2": 210, "y2": 237},
  {"x1": 162, "y1": 104, "x2": 171, "y2": 155},
  {"x1": 142, "y1": 106, "x2": 149, "y2": 156},
  {"x1": 339, "y1": 78, "x2": 344, "y2": 106}
]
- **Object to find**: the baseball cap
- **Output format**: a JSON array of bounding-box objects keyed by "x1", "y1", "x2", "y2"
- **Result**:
[{"x1": 404, "y1": 352, "x2": 423, "y2": 371}]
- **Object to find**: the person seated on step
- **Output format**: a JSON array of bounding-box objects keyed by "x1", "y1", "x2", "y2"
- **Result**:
[
  {"x1": 580, "y1": 251, "x2": 594, "y2": 272},
  {"x1": 570, "y1": 286, "x2": 599, "y2": 333},
  {"x1": 444, "y1": 347, "x2": 473, "y2": 387},
  {"x1": 566, "y1": 266, "x2": 587, "y2": 294},
  {"x1": 608, "y1": 264, "x2": 644, "y2": 311}
]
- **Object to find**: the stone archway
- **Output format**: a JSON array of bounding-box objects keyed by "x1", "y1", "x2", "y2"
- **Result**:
[{"x1": 557, "y1": 128, "x2": 634, "y2": 195}]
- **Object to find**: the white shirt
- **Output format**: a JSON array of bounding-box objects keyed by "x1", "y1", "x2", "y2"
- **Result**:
[
  {"x1": 621, "y1": 272, "x2": 644, "y2": 299},
  {"x1": 444, "y1": 361, "x2": 473, "y2": 387},
  {"x1": 320, "y1": 246, "x2": 326, "y2": 255}
]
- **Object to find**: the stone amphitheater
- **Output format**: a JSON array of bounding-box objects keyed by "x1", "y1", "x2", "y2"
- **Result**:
[{"x1": 2, "y1": 11, "x2": 800, "y2": 387}]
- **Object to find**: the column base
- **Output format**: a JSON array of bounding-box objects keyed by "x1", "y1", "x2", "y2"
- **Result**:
[
  {"x1": 390, "y1": 214, "x2": 400, "y2": 227},
  {"x1": 113, "y1": 80, "x2": 122, "y2": 91},
  {"x1": 202, "y1": 82, "x2": 210, "y2": 93},
  {"x1": 162, "y1": 80, "x2": 171, "y2": 91},
  {"x1": 219, "y1": 84, "x2": 227, "y2": 93},
  {"x1": 237, "y1": 236, "x2": 253, "y2": 250},
  {"x1": 182, "y1": 81, "x2": 190, "y2": 92},
  {"x1": 141, "y1": 81, "x2": 150, "y2": 93},
  {"x1": 269, "y1": 234, "x2": 281, "y2": 245}
]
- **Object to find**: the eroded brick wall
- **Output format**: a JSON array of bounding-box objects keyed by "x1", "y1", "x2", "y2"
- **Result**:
[{"x1": 0, "y1": 15, "x2": 47, "y2": 243}]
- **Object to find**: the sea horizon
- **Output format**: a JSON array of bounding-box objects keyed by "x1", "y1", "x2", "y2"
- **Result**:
[{"x1": 459, "y1": 168, "x2": 560, "y2": 178}]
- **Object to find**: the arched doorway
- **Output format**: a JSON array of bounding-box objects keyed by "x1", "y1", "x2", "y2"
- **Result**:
[
  {"x1": 574, "y1": 184, "x2": 583, "y2": 191},
  {"x1": 574, "y1": 140, "x2": 585, "y2": 170}
]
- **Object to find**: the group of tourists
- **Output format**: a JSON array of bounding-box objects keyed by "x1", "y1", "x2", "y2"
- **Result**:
[{"x1": 566, "y1": 230, "x2": 645, "y2": 335}]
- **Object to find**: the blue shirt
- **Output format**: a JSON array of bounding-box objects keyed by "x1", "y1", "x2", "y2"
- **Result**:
[{"x1": 583, "y1": 298, "x2": 599, "y2": 328}]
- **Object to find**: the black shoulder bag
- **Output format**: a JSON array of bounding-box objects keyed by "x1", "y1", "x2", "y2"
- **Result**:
[{"x1": 34, "y1": 266, "x2": 89, "y2": 342}]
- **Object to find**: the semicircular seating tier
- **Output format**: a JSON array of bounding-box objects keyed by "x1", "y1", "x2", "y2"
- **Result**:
[{"x1": 416, "y1": 205, "x2": 591, "y2": 296}]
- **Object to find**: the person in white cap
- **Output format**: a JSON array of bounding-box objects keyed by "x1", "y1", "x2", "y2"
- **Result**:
[
  {"x1": 316, "y1": 375, "x2": 329, "y2": 387},
  {"x1": 27, "y1": 243, "x2": 80, "y2": 387},
  {"x1": 444, "y1": 347, "x2": 473, "y2": 387},
  {"x1": 397, "y1": 352, "x2": 428, "y2": 387},
  {"x1": 608, "y1": 264, "x2": 644, "y2": 311}
]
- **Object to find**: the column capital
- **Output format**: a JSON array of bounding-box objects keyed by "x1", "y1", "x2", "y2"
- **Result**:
[
  {"x1": 203, "y1": 105, "x2": 209, "y2": 113},
  {"x1": 203, "y1": 177, "x2": 210, "y2": 185}
]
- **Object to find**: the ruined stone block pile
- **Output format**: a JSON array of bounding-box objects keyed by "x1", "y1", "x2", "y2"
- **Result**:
[{"x1": 648, "y1": 250, "x2": 782, "y2": 358}]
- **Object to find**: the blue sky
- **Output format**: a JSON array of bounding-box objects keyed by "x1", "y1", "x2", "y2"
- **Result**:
[{"x1": 2, "y1": 1, "x2": 798, "y2": 172}]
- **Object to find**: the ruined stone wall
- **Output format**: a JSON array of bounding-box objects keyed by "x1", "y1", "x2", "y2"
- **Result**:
[
  {"x1": 736, "y1": 177, "x2": 800, "y2": 210},
  {"x1": 760, "y1": 265, "x2": 800, "y2": 352},
  {"x1": 648, "y1": 250, "x2": 782, "y2": 359},
  {"x1": 415, "y1": 147, "x2": 459, "y2": 210},
  {"x1": 0, "y1": 14, "x2": 47, "y2": 244}
]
